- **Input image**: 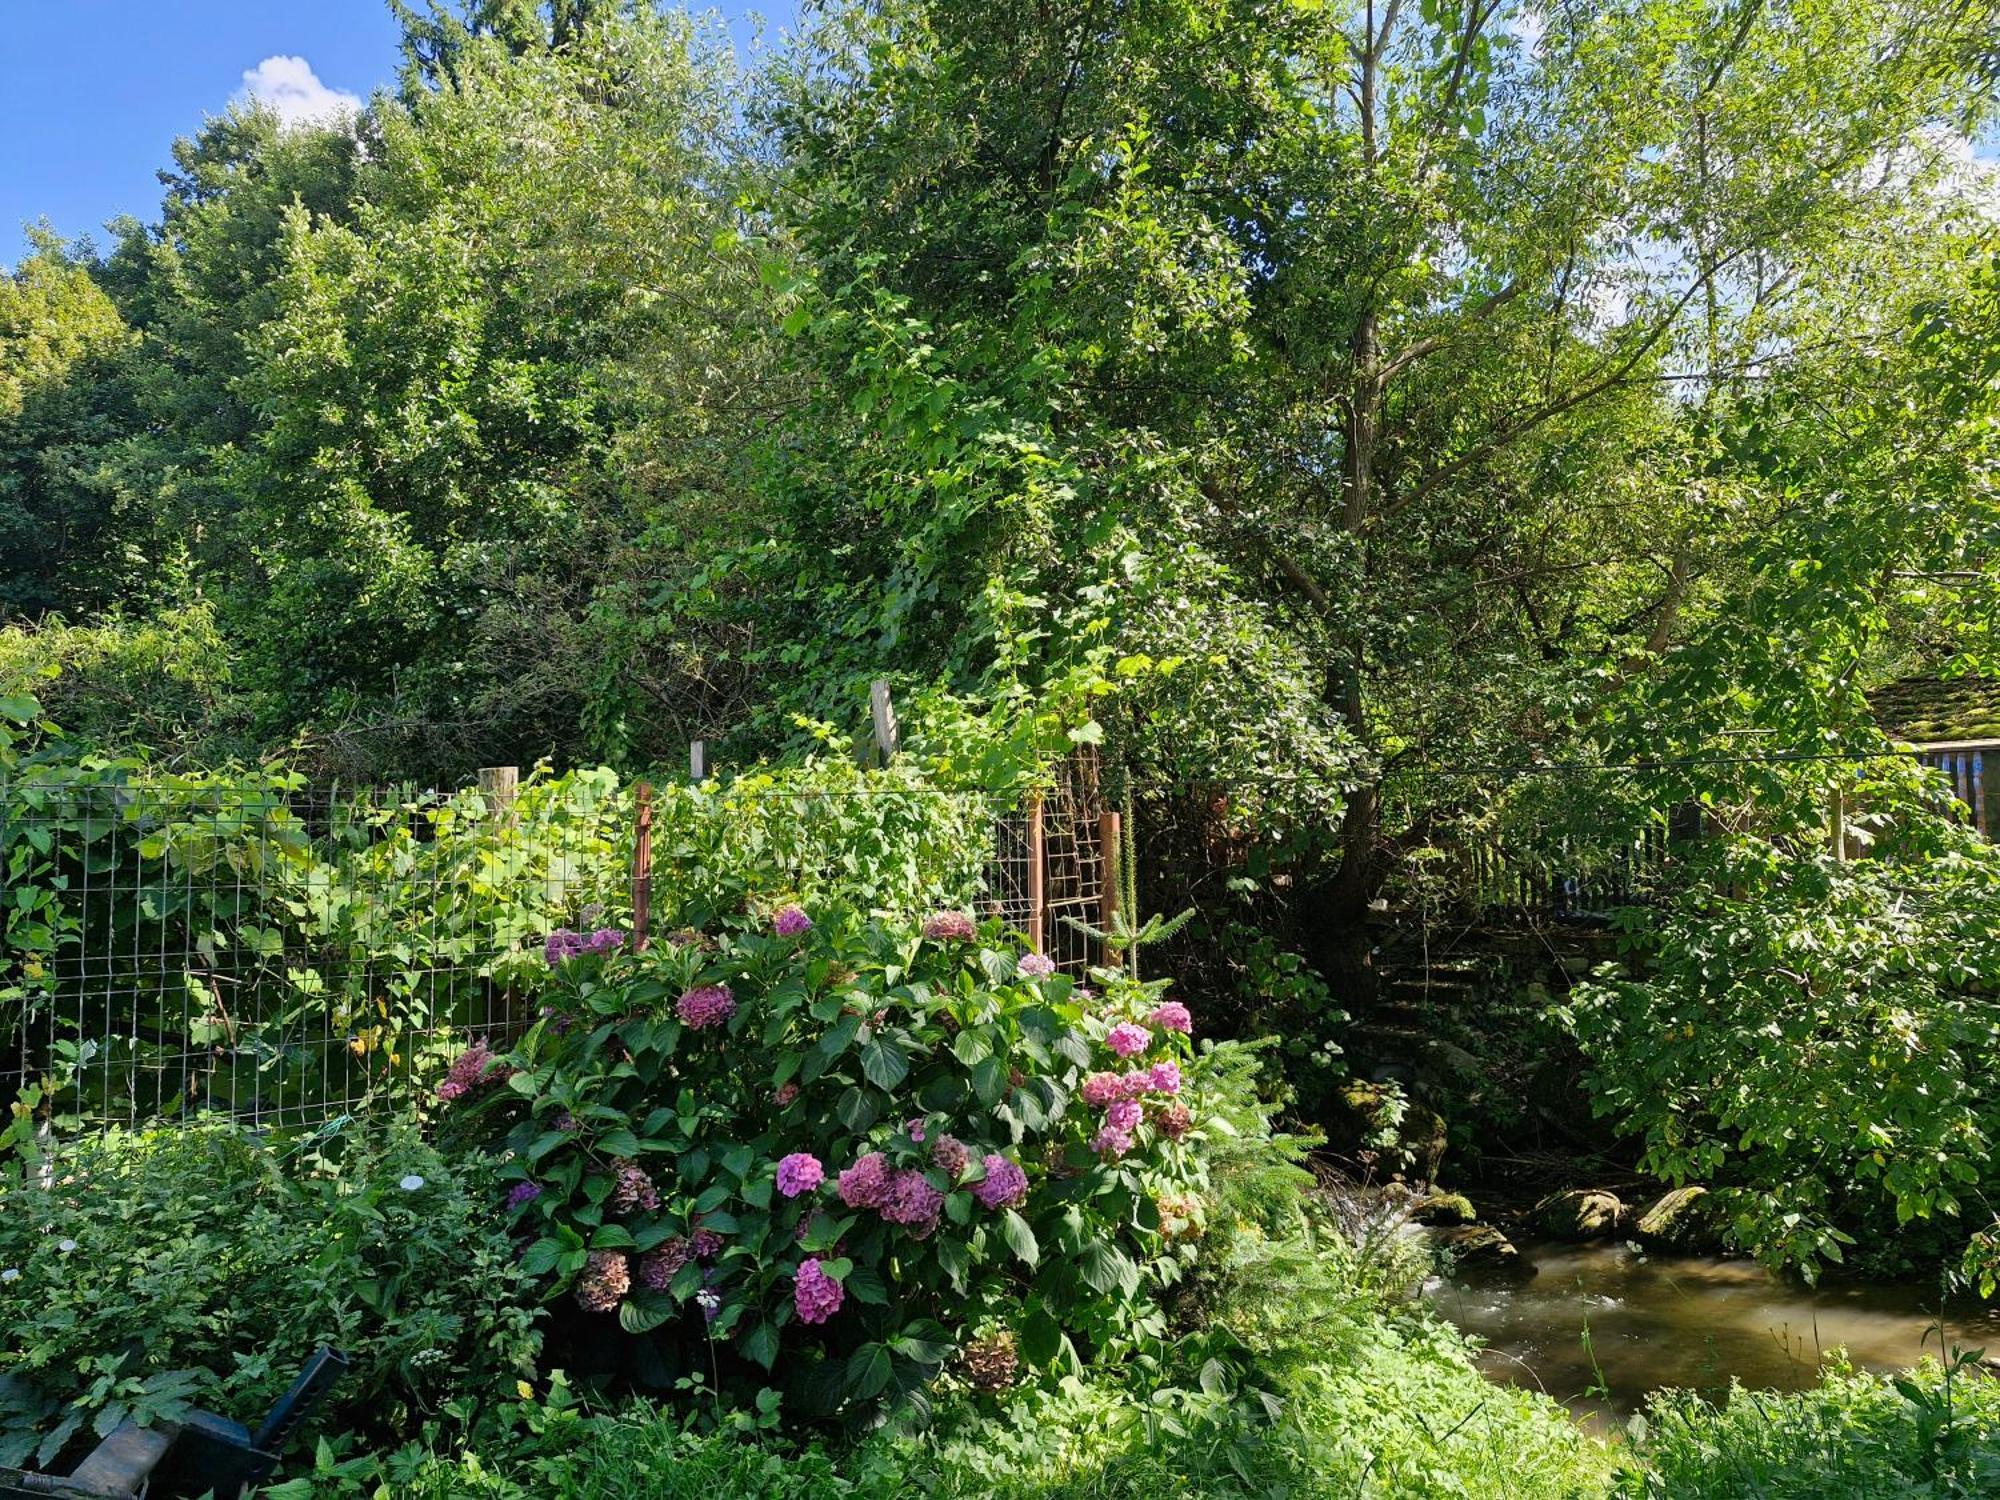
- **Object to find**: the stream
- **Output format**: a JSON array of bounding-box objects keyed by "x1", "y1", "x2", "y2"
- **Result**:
[{"x1": 1425, "y1": 1237, "x2": 2000, "y2": 1426}]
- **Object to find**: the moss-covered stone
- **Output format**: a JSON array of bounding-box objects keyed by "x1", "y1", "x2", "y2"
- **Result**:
[
  {"x1": 1530, "y1": 1189, "x2": 1626, "y2": 1240},
  {"x1": 1412, "y1": 1192, "x2": 1478, "y2": 1226}
]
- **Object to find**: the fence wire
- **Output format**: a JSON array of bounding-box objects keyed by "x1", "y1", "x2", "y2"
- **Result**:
[{"x1": 4, "y1": 763, "x2": 1108, "y2": 1132}]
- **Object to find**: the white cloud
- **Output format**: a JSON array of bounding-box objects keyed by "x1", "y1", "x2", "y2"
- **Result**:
[{"x1": 236, "y1": 56, "x2": 361, "y2": 129}]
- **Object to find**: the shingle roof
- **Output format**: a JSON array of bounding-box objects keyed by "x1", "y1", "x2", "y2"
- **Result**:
[{"x1": 1870, "y1": 675, "x2": 2000, "y2": 745}]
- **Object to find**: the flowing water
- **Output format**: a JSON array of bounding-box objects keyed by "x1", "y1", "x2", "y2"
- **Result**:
[{"x1": 1426, "y1": 1237, "x2": 2000, "y2": 1426}]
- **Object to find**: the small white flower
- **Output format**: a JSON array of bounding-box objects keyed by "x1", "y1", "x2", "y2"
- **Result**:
[
  {"x1": 1, "y1": 1268, "x2": 19, "y2": 1282},
  {"x1": 56, "y1": 1239, "x2": 77, "y2": 1253},
  {"x1": 399, "y1": 1174, "x2": 426, "y2": 1192},
  {"x1": 696, "y1": 1288, "x2": 721, "y2": 1311}
]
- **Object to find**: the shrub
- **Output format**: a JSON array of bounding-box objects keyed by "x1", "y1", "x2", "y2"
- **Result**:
[
  {"x1": 0, "y1": 1121, "x2": 541, "y2": 1471},
  {"x1": 456, "y1": 906, "x2": 1216, "y2": 1422},
  {"x1": 1620, "y1": 1357, "x2": 2000, "y2": 1498}
]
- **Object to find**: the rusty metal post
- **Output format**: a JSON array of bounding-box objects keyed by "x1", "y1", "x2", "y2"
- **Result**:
[{"x1": 632, "y1": 781, "x2": 654, "y2": 952}]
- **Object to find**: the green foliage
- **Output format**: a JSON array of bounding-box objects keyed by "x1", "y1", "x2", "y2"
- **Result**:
[
  {"x1": 1563, "y1": 815, "x2": 2000, "y2": 1282},
  {"x1": 476, "y1": 908, "x2": 1215, "y2": 1420},
  {"x1": 0, "y1": 1121, "x2": 542, "y2": 1469},
  {"x1": 1, "y1": 756, "x2": 627, "y2": 1128},
  {"x1": 1620, "y1": 1356, "x2": 2000, "y2": 1498}
]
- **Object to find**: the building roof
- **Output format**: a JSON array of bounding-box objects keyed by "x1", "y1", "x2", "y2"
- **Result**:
[{"x1": 1870, "y1": 675, "x2": 2000, "y2": 745}]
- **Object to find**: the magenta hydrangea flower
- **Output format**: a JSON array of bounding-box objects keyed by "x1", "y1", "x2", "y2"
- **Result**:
[
  {"x1": 837, "y1": 1152, "x2": 890, "y2": 1209},
  {"x1": 1017, "y1": 952, "x2": 1056, "y2": 979},
  {"x1": 931, "y1": 1134, "x2": 971, "y2": 1178},
  {"x1": 1091, "y1": 1125, "x2": 1134, "y2": 1160},
  {"x1": 922, "y1": 911, "x2": 978, "y2": 942},
  {"x1": 1148, "y1": 1001, "x2": 1193, "y2": 1035},
  {"x1": 585, "y1": 927, "x2": 626, "y2": 954},
  {"x1": 972, "y1": 1153, "x2": 1028, "y2": 1211},
  {"x1": 1148, "y1": 1060, "x2": 1182, "y2": 1096},
  {"x1": 1080, "y1": 1072, "x2": 1124, "y2": 1108},
  {"x1": 776, "y1": 1152, "x2": 825, "y2": 1198},
  {"x1": 1119, "y1": 1069, "x2": 1152, "y2": 1100},
  {"x1": 795, "y1": 1257, "x2": 845, "y2": 1325},
  {"x1": 774, "y1": 905, "x2": 812, "y2": 937},
  {"x1": 1106, "y1": 1022, "x2": 1151, "y2": 1059},
  {"x1": 1105, "y1": 1098, "x2": 1143, "y2": 1133},
  {"x1": 436, "y1": 1040, "x2": 506, "y2": 1102},
  {"x1": 880, "y1": 1169, "x2": 945, "y2": 1235},
  {"x1": 676, "y1": 983, "x2": 735, "y2": 1028},
  {"x1": 504, "y1": 1180, "x2": 541, "y2": 1211}
]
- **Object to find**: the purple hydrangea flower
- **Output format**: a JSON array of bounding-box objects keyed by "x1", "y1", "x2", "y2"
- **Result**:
[
  {"x1": 691, "y1": 1227, "x2": 725, "y2": 1261},
  {"x1": 505, "y1": 1180, "x2": 542, "y2": 1211},
  {"x1": 774, "y1": 905, "x2": 812, "y2": 937},
  {"x1": 794, "y1": 1257, "x2": 845, "y2": 1325},
  {"x1": 906, "y1": 1117, "x2": 927, "y2": 1144},
  {"x1": 638, "y1": 1239, "x2": 691, "y2": 1290},
  {"x1": 776, "y1": 1152, "x2": 825, "y2": 1198},
  {"x1": 1091, "y1": 1125, "x2": 1134, "y2": 1160},
  {"x1": 436, "y1": 1040, "x2": 506, "y2": 1102},
  {"x1": 545, "y1": 929, "x2": 586, "y2": 966},
  {"x1": 1017, "y1": 952, "x2": 1056, "y2": 979},
  {"x1": 1106, "y1": 1022, "x2": 1151, "y2": 1059},
  {"x1": 677, "y1": 983, "x2": 735, "y2": 1029},
  {"x1": 610, "y1": 1160, "x2": 661, "y2": 1214},
  {"x1": 880, "y1": 1169, "x2": 945, "y2": 1236},
  {"x1": 584, "y1": 927, "x2": 627, "y2": 955},
  {"x1": 972, "y1": 1153, "x2": 1028, "y2": 1211}
]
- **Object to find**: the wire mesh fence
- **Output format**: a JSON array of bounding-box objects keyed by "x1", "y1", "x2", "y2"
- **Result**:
[{"x1": 2, "y1": 760, "x2": 1109, "y2": 1133}]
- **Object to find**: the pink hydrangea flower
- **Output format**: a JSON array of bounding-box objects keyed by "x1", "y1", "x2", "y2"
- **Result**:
[
  {"x1": 1017, "y1": 952, "x2": 1056, "y2": 979},
  {"x1": 676, "y1": 983, "x2": 735, "y2": 1028},
  {"x1": 922, "y1": 911, "x2": 978, "y2": 942},
  {"x1": 1105, "y1": 1098, "x2": 1143, "y2": 1133},
  {"x1": 1148, "y1": 1061, "x2": 1182, "y2": 1096},
  {"x1": 773, "y1": 1082, "x2": 800, "y2": 1106},
  {"x1": 972, "y1": 1153, "x2": 1028, "y2": 1211},
  {"x1": 837, "y1": 1152, "x2": 890, "y2": 1209},
  {"x1": 906, "y1": 1117, "x2": 927, "y2": 1144},
  {"x1": 795, "y1": 1257, "x2": 845, "y2": 1325},
  {"x1": 880, "y1": 1169, "x2": 945, "y2": 1235},
  {"x1": 774, "y1": 905, "x2": 812, "y2": 937},
  {"x1": 1106, "y1": 1022, "x2": 1151, "y2": 1059},
  {"x1": 931, "y1": 1134, "x2": 972, "y2": 1178},
  {"x1": 776, "y1": 1153, "x2": 824, "y2": 1198},
  {"x1": 1091, "y1": 1125, "x2": 1134, "y2": 1159},
  {"x1": 1148, "y1": 1001, "x2": 1193, "y2": 1035},
  {"x1": 436, "y1": 1040, "x2": 505, "y2": 1102},
  {"x1": 1080, "y1": 1072, "x2": 1124, "y2": 1108},
  {"x1": 1119, "y1": 1069, "x2": 1152, "y2": 1100}
]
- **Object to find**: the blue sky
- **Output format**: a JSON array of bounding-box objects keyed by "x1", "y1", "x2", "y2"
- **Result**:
[{"x1": 0, "y1": 1, "x2": 785, "y2": 264}]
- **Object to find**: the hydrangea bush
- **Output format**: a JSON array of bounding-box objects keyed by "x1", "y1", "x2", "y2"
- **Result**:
[{"x1": 455, "y1": 906, "x2": 1216, "y2": 1418}]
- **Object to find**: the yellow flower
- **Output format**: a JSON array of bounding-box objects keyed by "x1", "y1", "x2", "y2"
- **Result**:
[{"x1": 517, "y1": 1381, "x2": 535, "y2": 1401}]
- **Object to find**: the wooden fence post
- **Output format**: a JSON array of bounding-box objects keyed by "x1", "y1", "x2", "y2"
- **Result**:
[
  {"x1": 477, "y1": 765, "x2": 518, "y2": 821},
  {"x1": 632, "y1": 781, "x2": 654, "y2": 953},
  {"x1": 870, "y1": 679, "x2": 900, "y2": 763},
  {"x1": 1026, "y1": 793, "x2": 1047, "y2": 955},
  {"x1": 690, "y1": 740, "x2": 707, "y2": 781},
  {"x1": 1099, "y1": 809, "x2": 1122, "y2": 969}
]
